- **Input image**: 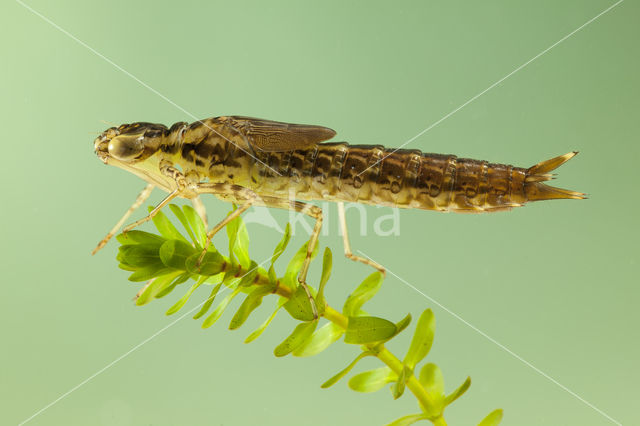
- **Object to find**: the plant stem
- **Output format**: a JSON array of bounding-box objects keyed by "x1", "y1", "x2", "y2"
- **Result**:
[
  {"x1": 253, "y1": 269, "x2": 446, "y2": 424},
  {"x1": 432, "y1": 416, "x2": 448, "y2": 426}
]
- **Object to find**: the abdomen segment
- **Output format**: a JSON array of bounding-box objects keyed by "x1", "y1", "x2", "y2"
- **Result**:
[{"x1": 245, "y1": 143, "x2": 585, "y2": 212}]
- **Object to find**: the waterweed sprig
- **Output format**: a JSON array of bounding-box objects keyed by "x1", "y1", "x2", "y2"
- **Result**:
[{"x1": 115, "y1": 204, "x2": 503, "y2": 426}]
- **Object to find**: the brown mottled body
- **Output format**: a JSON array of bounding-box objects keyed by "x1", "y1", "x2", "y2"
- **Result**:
[{"x1": 155, "y1": 117, "x2": 579, "y2": 213}]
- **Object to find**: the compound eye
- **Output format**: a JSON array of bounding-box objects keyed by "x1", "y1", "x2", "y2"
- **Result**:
[{"x1": 108, "y1": 135, "x2": 144, "y2": 161}]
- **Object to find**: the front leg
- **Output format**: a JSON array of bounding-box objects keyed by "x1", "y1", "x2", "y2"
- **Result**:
[
  {"x1": 92, "y1": 183, "x2": 154, "y2": 254},
  {"x1": 121, "y1": 161, "x2": 186, "y2": 233}
]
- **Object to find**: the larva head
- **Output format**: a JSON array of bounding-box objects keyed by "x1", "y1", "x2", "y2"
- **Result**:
[{"x1": 94, "y1": 122, "x2": 167, "y2": 164}]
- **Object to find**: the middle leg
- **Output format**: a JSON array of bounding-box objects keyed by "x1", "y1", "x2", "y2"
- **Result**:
[
  {"x1": 259, "y1": 196, "x2": 323, "y2": 319},
  {"x1": 194, "y1": 183, "x2": 258, "y2": 265},
  {"x1": 191, "y1": 184, "x2": 322, "y2": 319},
  {"x1": 190, "y1": 196, "x2": 209, "y2": 229}
]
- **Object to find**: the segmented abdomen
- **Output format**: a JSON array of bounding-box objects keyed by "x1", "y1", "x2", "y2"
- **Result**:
[{"x1": 249, "y1": 143, "x2": 529, "y2": 212}]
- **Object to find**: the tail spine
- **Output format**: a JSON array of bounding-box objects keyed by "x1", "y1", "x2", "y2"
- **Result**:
[{"x1": 525, "y1": 152, "x2": 586, "y2": 202}]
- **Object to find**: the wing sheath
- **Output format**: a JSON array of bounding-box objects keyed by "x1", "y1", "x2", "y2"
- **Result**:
[{"x1": 227, "y1": 116, "x2": 336, "y2": 152}]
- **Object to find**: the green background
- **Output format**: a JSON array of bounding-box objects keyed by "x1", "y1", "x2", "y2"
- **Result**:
[{"x1": 2, "y1": 1, "x2": 638, "y2": 425}]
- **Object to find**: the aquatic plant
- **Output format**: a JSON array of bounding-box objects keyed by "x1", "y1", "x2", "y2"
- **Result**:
[{"x1": 115, "y1": 204, "x2": 503, "y2": 425}]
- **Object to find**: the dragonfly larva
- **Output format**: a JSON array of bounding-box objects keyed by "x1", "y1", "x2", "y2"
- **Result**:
[{"x1": 93, "y1": 116, "x2": 585, "y2": 317}]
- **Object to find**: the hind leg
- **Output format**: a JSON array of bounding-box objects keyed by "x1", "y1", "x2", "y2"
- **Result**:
[{"x1": 337, "y1": 202, "x2": 385, "y2": 274}]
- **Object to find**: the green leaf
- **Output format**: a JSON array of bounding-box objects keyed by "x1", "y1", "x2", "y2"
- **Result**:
[
  {"x1": 116, "y1": 230, "x2": 165, "y2": 246},
  {"x1": 117, "y1": 244, "x2": 162, "y2": 267},
  {"x1": 201, "y1": 284, "x2": 242, "y2": 329},
  {"x1": 229, "y1": 286, "x2": 273, "y2": 330},
  {"x1": 271, "y1": 223, "x2": 291, "y2": 266},
  {"x1": 182, "y1": 204, "x2": 207, "y2": 248},
  {"x1": 159, "y1": 239, "x2": 196, "y2": 269},
  {"x1": 235, "y1": 216, "x2": 250, "y2": 268},
  {"x1": 134, "y1": 281, "x2": 157, "y2": 306},
  {"x1": 445, "y1": 376, "x2": 471, "y2": 406},
  {"x1": 268, "y1": 265, "x2": 277, "y2": 287},
  {"x1": 193, "y1": 282, "x2": 223, "y2": 319},
  {"x1": 316, "y1": 247, "x2": 332, "y2": 312},
  {"x1": 206, "y1": 272, "x2": 225, "y2": 286},
  {"x1": 127, "y1": 264, "x2": 174, "y2": 282},
  {"x1": 403, "y1": 309, "x2": 435, "y2": 369},
  {"x1": 155, "y1": 272, "x2": 190, "y2": 298},
  {"x1": 135, "y1": 271, "x2": 182, "y2": 306},
  {"x1": 118, "y1": 262, "x2": 137, "y2": 272},
  {"x1": 478, "y1": 409, "x2": 503, "y2": 426},
  {"x1": 345, "y1": 316, "x2": 397, "y2": 344},
  {"x1": 150, "y1": 207, "x2": 188, "y2": 242},
  {"x1": 226, "y1": 208, "x2": 239, "y2": 266},
  {"x1": 385, "y1": 413, "x2": 429, "y2": 426},
  {"x1": 165, "y1": 275, "x2": 208, "y2": 315},
  {"x1": 169, "y1": 204, "x2": 200, "y2": 249},
  {"x1": 348, "y1": 366, "x2": 397, "y2": 393},
  {"x1": 320, "y1": 351, "x2": 373, "y2": 388},
  {"x1": 343, "y1": 272, "x2": 384, "y2": 317},
  {"x1": 418, "y1": 363, "x2": 445, "y2": 413},
  {"x1": 185, "y1": 251, "x2": 226, "y2": 276},
  {"x1": 226, "y1": 208, "x2": 250, "y2": 269},
  {"x1": 282, "y1": 241, "x2": 318, "y2": 291},
  {"x1": 237, "y1": 261, "x2": 260, "y2": 287},
  {"x1": 267, "y1": 224, "x2": 290, "y2": 287},
  {"x1": 283, "y1": 285, "x2": 315, "y2": 322},
  {"x1": 392, "y1": 365, "x2": 410, "y2": 400},
  {"x1": 394, "y1": 313, "x2": 412, "y2": 337},
  {"x1": 273, "y1": 321, "x2": 317, "y2": 357},
  {"x1": 244, "y1": 298, "x2": 287, "y2": 343},
  {"x1": 293, "y1": 321, "x2": 344, "y2": 357}
]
